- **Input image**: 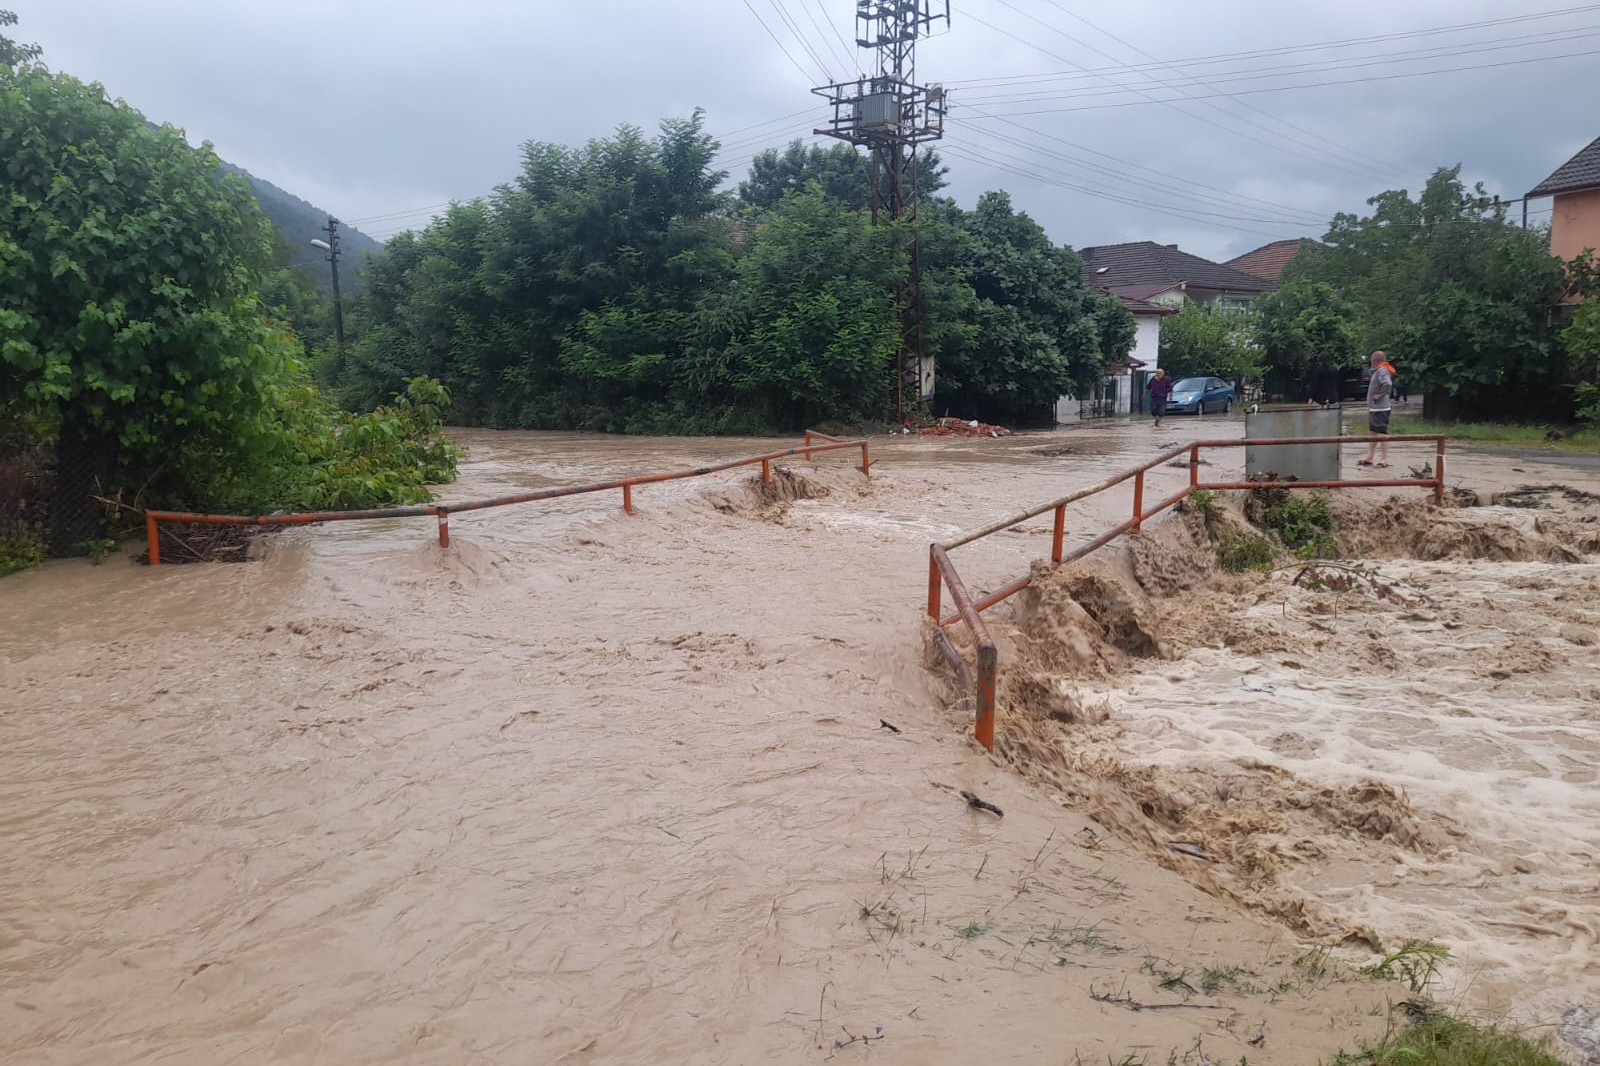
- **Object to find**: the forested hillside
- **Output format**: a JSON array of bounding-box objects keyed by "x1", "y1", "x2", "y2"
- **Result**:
[{"x1": 221, "y1": 163, "x2": 382, "y2": 295}]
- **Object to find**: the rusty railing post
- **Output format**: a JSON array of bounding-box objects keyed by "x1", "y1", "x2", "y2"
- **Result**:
[
  {"x1": 1051, "y1": 503, "x2": 1066, "y2": 563},
  {"x1": 860, "y1": 442, "x2": 870, "y2": 475},
  {"x1": 1132, "y1": 469, "x2": 1145, "y2": 532},
  {"x1": 927, "y1": 550, "x2": 942, "y2": 620},
  {"x1": 975, "y1": 643, "x2": 997, "y2": 753},
  {"x1": 146, "y1": 512, "x2": 160, "y2": 567},
  {"x1": 1189, "y1": 444, "x2": 1200, "y2": 489},
  {"x1": 761, "y1": 458, "x2": 771, "y2": 486},
  {"x1": 436, "y1": 508, "x2": 449, "y2": 549},
  {"x1": 804, "y1": 432, "x2": 813, "y2": 461},
  {"x1": 623, "y1": 483, "x2": 633, "y2": 514},
  {"x1": 1435, "y1": 436, "x2": 1446, "y2": 504}
]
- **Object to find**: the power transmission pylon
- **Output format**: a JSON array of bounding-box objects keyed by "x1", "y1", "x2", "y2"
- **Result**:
[{"x1": 813, "y1": 1, "x2": 949, "y2": 423}]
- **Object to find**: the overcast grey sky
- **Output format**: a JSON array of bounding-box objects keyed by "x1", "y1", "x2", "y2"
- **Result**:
[{"x1": 20, "y1": 0, "x2": 1600, "y2": 260}]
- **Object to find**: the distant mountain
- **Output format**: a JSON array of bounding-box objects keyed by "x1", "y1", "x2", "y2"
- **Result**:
[{"x1": 222, "y1": 164, "x2": 384, "y2": 295}]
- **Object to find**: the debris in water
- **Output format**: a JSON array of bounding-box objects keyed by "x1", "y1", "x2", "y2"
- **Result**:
[
  {"x1": 1167, "y1": 841, "x2": 1215, "y2": 862},
  {"x1": 961, "y1": 790, "x2": 1004, "y2": 817},
  {"x1": 879, "y1": 719, "x2": 902, "y2": 734},
  {"x1": 918, "y1": 417, "x2": 1011, "y2": 438}
]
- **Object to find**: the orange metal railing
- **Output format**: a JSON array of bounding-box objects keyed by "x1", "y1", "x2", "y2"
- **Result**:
[
  {"x1": 145, "y1": 434, "x2": 870, "y2": 565},
  {"x1": 929, "y1": 433, "x2": 1446, "y2": 751}
]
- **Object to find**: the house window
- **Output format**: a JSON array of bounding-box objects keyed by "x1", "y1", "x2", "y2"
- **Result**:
[{"x1": 1217, "y1": 296, "x2": 1254, "y2": 315}]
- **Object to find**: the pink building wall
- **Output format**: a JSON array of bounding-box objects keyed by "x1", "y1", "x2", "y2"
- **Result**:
[{"x1": 1551, "y1": 187, "x2": 1600, "y2": 264}]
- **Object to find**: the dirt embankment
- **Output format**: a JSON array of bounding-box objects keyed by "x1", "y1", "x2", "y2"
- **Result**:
[{"x1": 934, "y1": 487, "x2": 1600, "y2": 1028}]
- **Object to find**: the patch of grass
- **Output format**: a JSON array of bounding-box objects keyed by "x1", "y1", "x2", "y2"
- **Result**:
[
  {"x1": 956, "y1": 920, "x2": 987, "y2": 940},
  {"x1": 1359, "y1": 939, "x2": 1450, "y2": 994},
  {"x1": 1390, "y1": 416, "x2": 1600, "y2": 453},
  {"x1": 1328, "y1": 1015, "x2": 1567, "y2": 1066},
  {"x1": 1199, "y1": 965, "x2": 1246, "y2": 994},
  {"x1": 1216, "y1": 528, "x2": 1276, "y2": 572}
]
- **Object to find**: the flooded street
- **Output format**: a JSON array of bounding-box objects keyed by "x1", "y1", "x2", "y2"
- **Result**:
[{"x1": 3, "y1": 419, "x2": 1598, "y2": 1064}]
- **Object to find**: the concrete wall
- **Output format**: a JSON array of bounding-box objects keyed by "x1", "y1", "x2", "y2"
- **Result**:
[{"x1": 1552, "y1": 188, "x2": 1600, "y2": 266}]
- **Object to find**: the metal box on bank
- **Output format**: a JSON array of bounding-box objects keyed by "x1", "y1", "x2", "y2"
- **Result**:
[{"x1": 1244, "y1": 406, "x2": 1342, "y2": 481}]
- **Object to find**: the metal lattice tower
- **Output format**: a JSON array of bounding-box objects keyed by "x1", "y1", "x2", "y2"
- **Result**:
[{"x1": 813, "y1": 0, "x2": 949, "y2": 421}]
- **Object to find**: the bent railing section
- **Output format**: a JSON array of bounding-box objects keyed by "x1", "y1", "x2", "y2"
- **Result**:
[{"x1": 929, "y1": 434, "x2": 1446, "y2": 751}]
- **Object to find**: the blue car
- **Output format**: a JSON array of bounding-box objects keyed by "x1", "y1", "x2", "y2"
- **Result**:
[{"x1": 1165, "y1": 376, "x2": 1235, "y2": 415}]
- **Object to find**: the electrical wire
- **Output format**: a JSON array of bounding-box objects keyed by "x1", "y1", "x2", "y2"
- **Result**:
[
  {"x1": 948, "y1": 4, "x2": 1600, "y2": 88},
  {"x1": 968, "y1": 7, "x2": 1394, "y2": 185},
  {"x1": 957, "y1": 26, "x2": 1600, "y2": 106},
  {"x1": 766, "y1": 0, "x2": 833, "y2": 82},
  {"x1": 966, "y1": 45, "x2": 1600, "y2": 117},
  {"x1": 811, "y1": 0, "x2": 858, "y2": 75},
  {"x1": 948, "y1": 118, "x2": 1326, "y2": 227},
  {"x1": 739, "y1": 0, "x2": 819, "y2": 84}
]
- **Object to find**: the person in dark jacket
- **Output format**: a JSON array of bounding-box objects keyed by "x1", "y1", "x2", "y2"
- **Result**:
[
  {"x1": 1306, "y1": 363, "x2": 1341, "y2": 407},
  {"x1": 1147, "y1": 368, "x2": 1174, "y2": 427}
]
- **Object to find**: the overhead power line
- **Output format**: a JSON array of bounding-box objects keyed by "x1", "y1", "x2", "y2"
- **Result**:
[
  {"x1": 739, "y1": 0, "x2": 820, "y2": 84},
  {"x1": 949, "y1": 3, "x2": 1600, "y2": 87},
  {"x1": 966, "y1": 44, "x2": 1600, "y2": 117},
  {"x1": 967, "y1": 7, "x2": 1395, "y2": 185},
  {"x1": 958, "y1": 25, "x2": 1600, "y2": 105}
]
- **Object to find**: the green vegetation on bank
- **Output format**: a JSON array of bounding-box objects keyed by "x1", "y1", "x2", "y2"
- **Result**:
[
  {"x1": 0, "y1": 30, "x2": 459, "y2": 561},
  {"x1": 1327, "y1": 1015, "x2": 1567, "y2": 1066},
  {"x1": 1390, "y1": 417, "x2": 1600, "y2": 452}
]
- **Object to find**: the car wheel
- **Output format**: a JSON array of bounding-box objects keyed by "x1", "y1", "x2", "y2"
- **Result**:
[{"x1": 1223, "y1": 400, "x2": 1232, "y2": 414}]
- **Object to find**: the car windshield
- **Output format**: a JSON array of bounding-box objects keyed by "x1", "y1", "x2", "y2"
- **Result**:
[{"x1": 1173, "y1": 378, "x2": 1207, "y2": 392}]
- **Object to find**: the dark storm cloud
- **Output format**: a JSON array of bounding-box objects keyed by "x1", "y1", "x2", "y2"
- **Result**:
[{"x1": 22, "y1": 0, "x2": 1600, "y2": 258}]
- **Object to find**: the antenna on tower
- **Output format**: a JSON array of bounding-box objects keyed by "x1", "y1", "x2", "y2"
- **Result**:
[{"x1": 813, "y1": 0, "x2": 950, "y2": 422}]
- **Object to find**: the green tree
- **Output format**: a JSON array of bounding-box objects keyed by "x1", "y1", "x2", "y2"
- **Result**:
[
  {"x1": 1254, "y1": 280, "x2": 1358, "y2": 396},
  {"x1": 1158, "y1": 300, "x2": 1262, "y2": 381},
  {"x1": 0, "y1": 9, "x2": 41, "y2": 67},
  {"x1": 737, "y1": 141, "x2": 946, "y2": 212},
  {"x1": 928, "y1": 192, "x2": 1133, "y2": 423},
  {"x1": 0, "y1": 64, "x2": 280, "y2": 546}
]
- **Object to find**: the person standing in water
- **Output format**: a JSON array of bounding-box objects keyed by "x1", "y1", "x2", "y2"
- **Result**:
[
  {"x1": 1359, "y1": 350, "x2": 1395, "y2": 468},
  {"x1": 1147, "y1": 368, "x2": 1174, "y2": 428}
]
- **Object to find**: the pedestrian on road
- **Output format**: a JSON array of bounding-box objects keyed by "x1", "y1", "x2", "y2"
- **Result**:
[
  {"x1": 1147, "y1": 368, "x2": 1173, "y2": 428},
  {"x1": 1358, "y1": 350, "x2": 1395, "y2": 469}
]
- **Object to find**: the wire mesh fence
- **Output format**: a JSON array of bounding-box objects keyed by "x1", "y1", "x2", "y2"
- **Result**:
[{"x1": 0, "y1": 415, "x2": 125, "y2": 566}]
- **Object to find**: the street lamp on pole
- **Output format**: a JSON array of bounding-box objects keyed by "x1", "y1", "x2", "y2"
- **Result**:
[{"x1": 309, "y1": 217, "x2": 344, "y2": 348}]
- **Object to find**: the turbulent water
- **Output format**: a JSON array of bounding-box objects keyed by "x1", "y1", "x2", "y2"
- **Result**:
[{"x1": 2, "y1": 421, "x2": 1597, "y2": 1064}]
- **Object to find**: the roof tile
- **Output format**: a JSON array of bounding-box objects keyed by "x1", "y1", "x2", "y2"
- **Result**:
[
  {"x1": 1078, "y1": 240, "x2": 1277, "y2": 294},
  {"x1": 1528, "y1": 134, "x2": 1600, "y2": 198}
]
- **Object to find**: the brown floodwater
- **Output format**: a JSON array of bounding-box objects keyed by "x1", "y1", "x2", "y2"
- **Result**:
[{"x1": 1, "y1": 418, "x2": 1594, "y2": 1064}]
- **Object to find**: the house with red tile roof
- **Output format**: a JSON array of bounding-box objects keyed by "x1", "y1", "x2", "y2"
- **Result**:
[{"x1": 1224, "y1": 238, "x2": 1324, "y2": 284}]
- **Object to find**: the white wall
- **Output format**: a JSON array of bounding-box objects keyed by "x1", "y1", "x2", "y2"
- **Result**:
[{"x1": 1132, "y1": 316, "x2": 1161, "y2": 371}]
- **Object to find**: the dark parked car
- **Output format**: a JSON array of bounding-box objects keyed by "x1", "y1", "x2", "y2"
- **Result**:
[
  {"x1": 1340, "y1": 368, "x2": 1373, "y2": 401},
  {"x1": 1165, "y1": 376, "x2": 1235, "y2": 415}
]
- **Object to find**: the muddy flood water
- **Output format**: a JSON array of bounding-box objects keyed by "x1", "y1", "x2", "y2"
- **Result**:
[{"x1": 4, "y1": 418, "x2": 1599, "y2": 1065}]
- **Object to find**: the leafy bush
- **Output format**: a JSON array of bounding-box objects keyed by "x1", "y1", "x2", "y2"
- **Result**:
[
  {"x1": 1359, "y1": 938, "x2": 1450, "y2": 994},
  {"x1": 1215, "y1": 528, "x2": 1275, "y2": 572},
  {"x1": 1251, "y1": 490, "x2": 1338, "y2": 558},
  {"x1": 0, "y1": 519, "x2": 46, "y2": 576},
  {"x1": 189, "y1": 373, "x2": 461, "y2": 513}
]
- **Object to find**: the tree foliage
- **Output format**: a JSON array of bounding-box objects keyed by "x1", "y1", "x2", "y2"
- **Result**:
[
  {"x1": 1289, "y1": 165, "x2": 1571, "y2": 419},
  {"x1": 1158, "y1": 300, "x2": 1262, "y2": 381},
  {"x1": 0, "y1": 8, "x2": 40, "y2": 67},
  {"x1": 928, "y1": 192, "x2": 1133, "y2": 422},
  {"x1": 1253, "y1": 280, "x2": 1359, "y2": 396},
  {"x1": 737, "y1": 141, "x2": 947, "y2": 212},
  {"x1": 0, "y1": 62, "x2": 457, "y2": 552},
  {"x1": 327, "y1": 120, "x2": 1131, "y2": 431}
]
